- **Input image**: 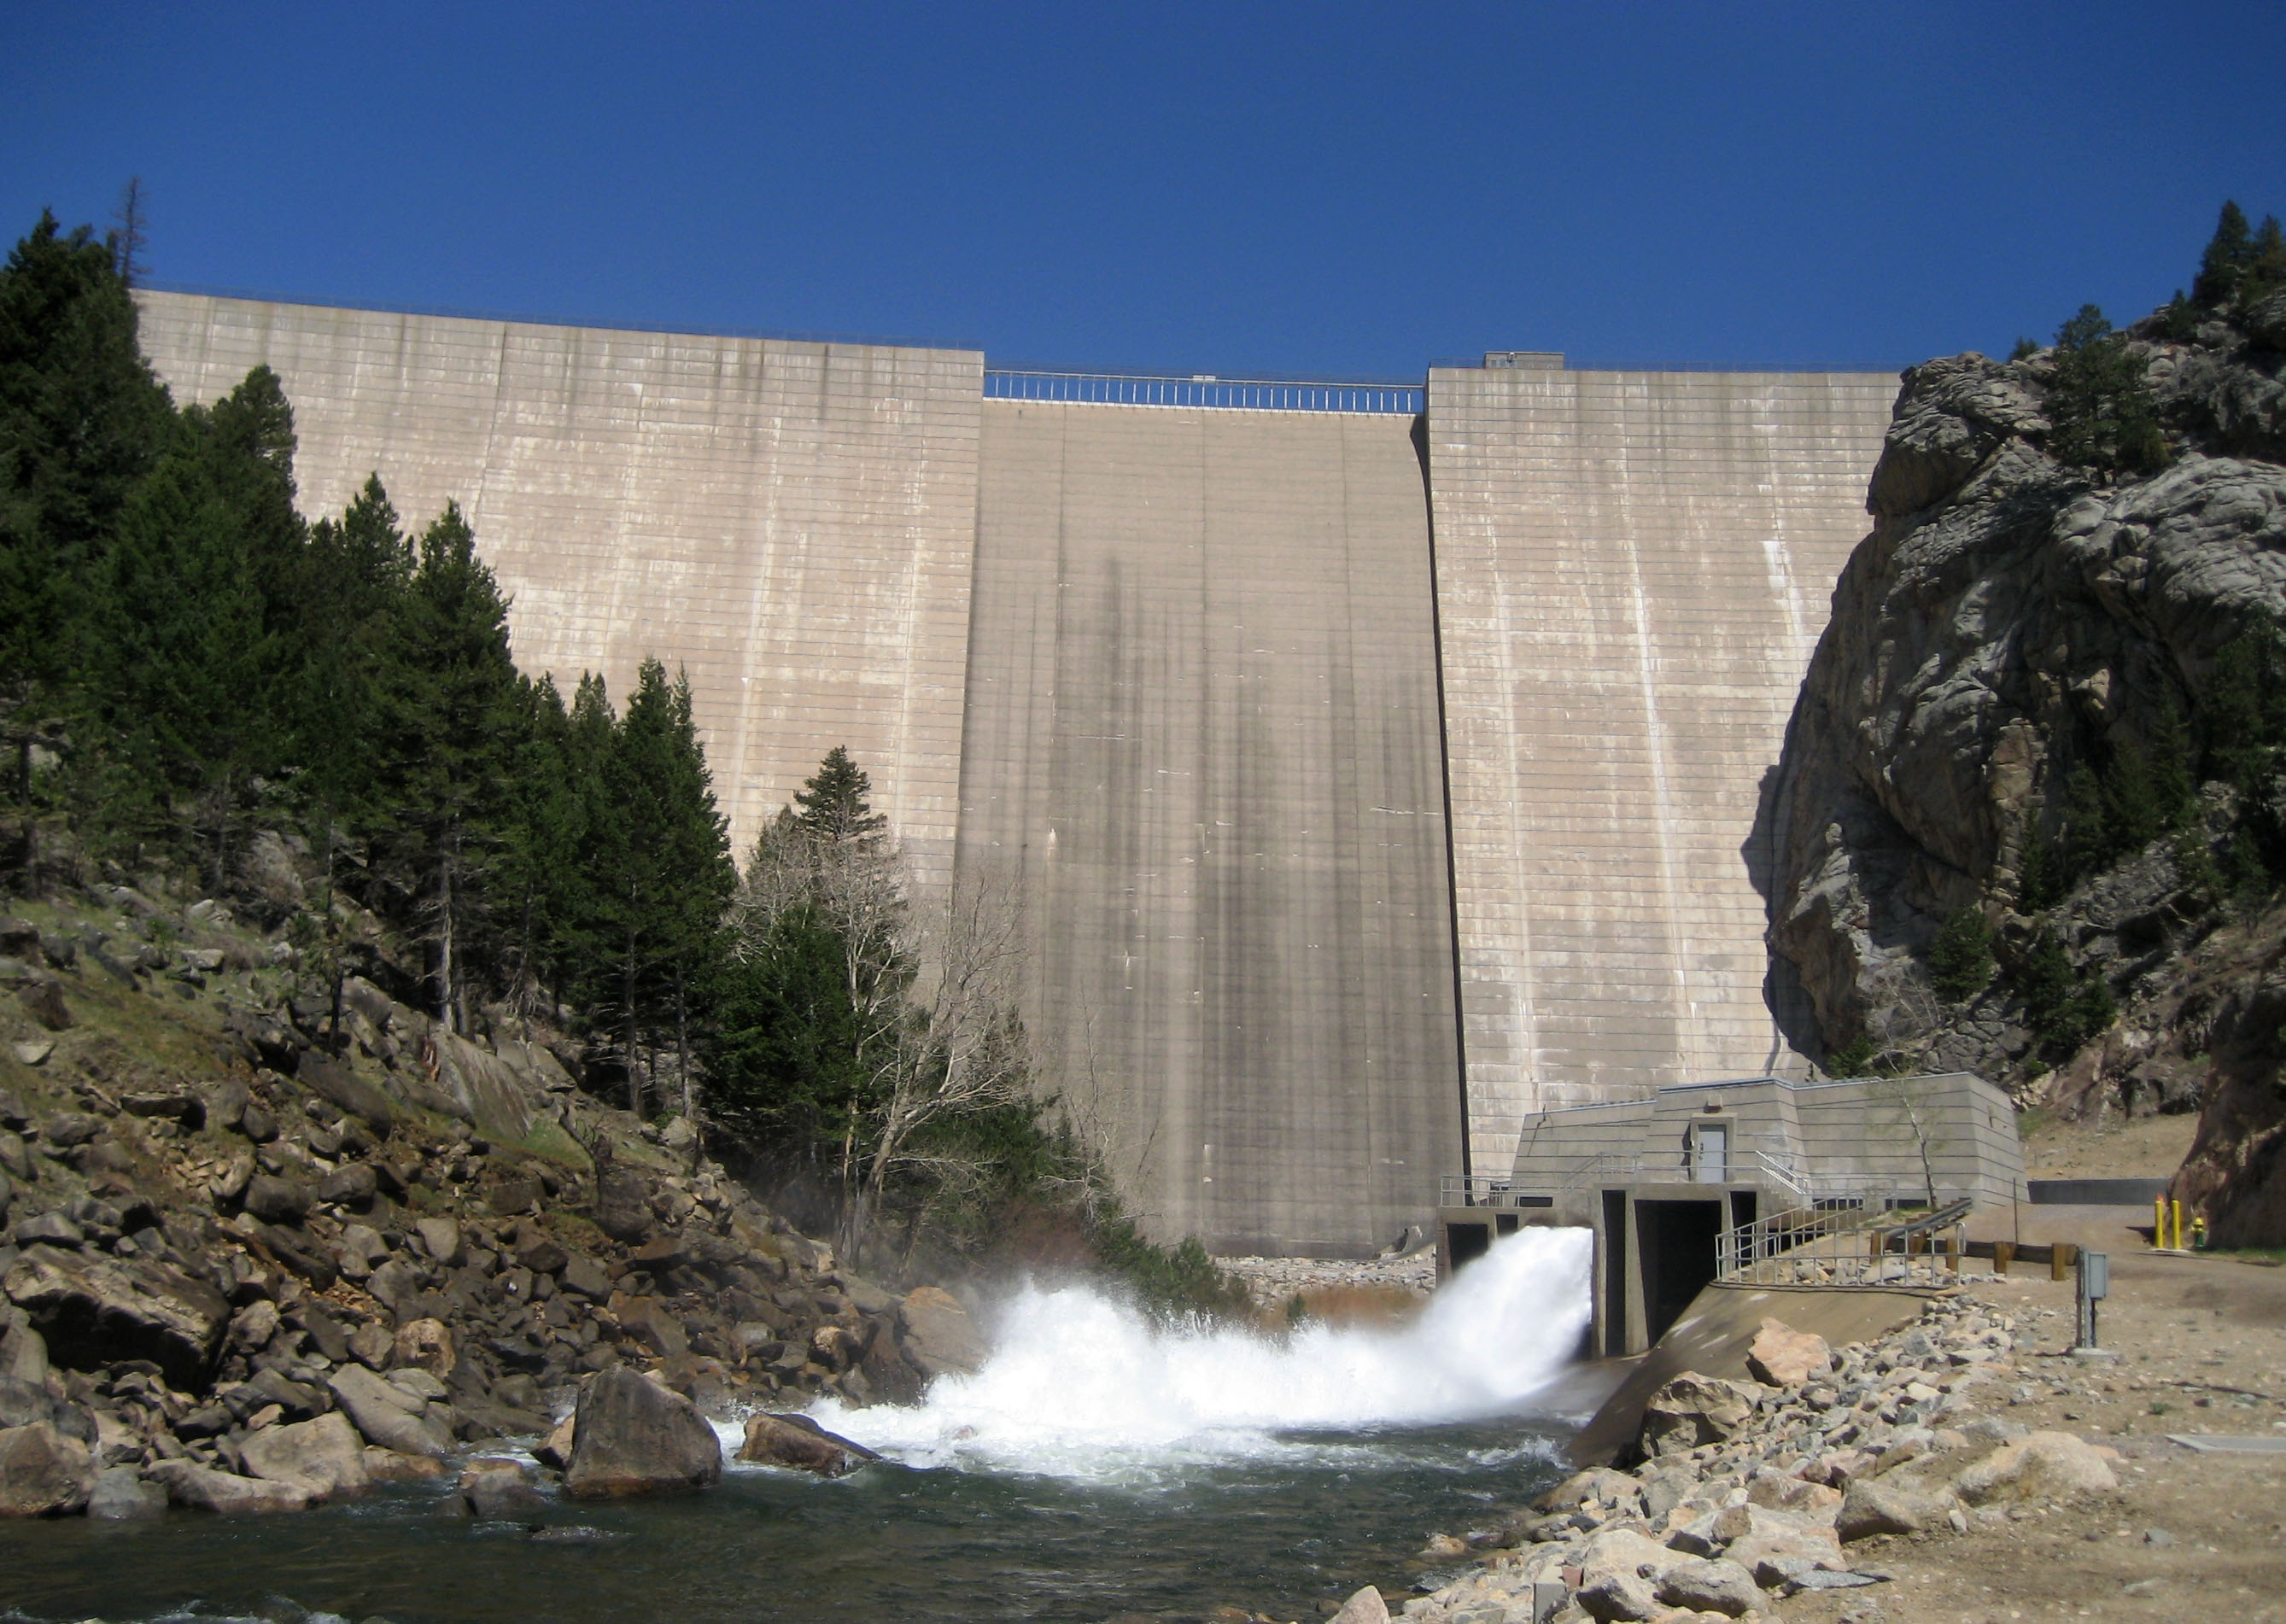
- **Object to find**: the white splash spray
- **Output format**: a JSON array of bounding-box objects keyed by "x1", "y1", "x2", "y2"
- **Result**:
[{"x1": 798, "y1": 1226, "x2": 1593, "y2": 1479}]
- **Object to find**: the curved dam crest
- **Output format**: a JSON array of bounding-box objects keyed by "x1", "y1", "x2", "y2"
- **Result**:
[{"x1": 133, "y1": 290, "x2": 1894, "y2": 1255}]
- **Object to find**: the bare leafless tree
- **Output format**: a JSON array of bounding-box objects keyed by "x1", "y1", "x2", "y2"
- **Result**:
[{"x1": 843, "y1": 860, "x2": 1035, "y2": 1262}]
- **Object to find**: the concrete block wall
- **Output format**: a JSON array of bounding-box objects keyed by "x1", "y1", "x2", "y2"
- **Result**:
[
  {"x1": 961, "y1": 400, "x2": 1461, "y2": 1254},
  {"x1": 1426, "y1": 366, "x2": 1896, "y2": 1175},
  {"x1": 134, "y1": 292, "x2": 984, "y2": 893}
]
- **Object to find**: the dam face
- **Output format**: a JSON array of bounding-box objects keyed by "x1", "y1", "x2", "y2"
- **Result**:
[{"x1": 135, "y1": 290, "x2": 1892, "y2": 1255}]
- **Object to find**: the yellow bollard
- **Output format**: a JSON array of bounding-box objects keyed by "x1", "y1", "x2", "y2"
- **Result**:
[
  {"x1": 2155, "y1": 1195, "x2": 2167, "y2": 1248},
  {"x1": 2172, "y1": 1199, "x2": 2184, "y2": 1251}
]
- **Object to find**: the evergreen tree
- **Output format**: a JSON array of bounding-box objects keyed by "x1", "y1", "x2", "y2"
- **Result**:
[
  {"x1": 98, "y1": 366, "x2": 305, "y2": 879},
  {"x1": 375, "y1": 501, "x2": 521, "y2": 1031},
  {"x1": 2194, "y1": 202, "x2": 2255, "y2": 307},
  {"x1": 494, "y1": 672, "x2": 582, "y2": 1014},
  {"x1": 584, "y1": 659, "x2": 734, "y2": 1117},
  {"x1": 794, "y1": 745, "x2": 889, "y2": 846},
  {"x1": 2058, "y1": 760, "x2": 2108, "y2": 885},
  {"x1": 2191, "y1": 201, "x2": 2285, "y2": 310},
  {"x1": 1926, "y1": 905, "x2": 1995, "y2": 1002},
  {"x1": 2043, "y1": 306, "x2": 2166, "y2": 477},
  {"x1": 295, "y1": 476, "x2": 412, "y2": 855},
  {"x1": 0, "y1": 213, "x2": 172, "y2": 801}
]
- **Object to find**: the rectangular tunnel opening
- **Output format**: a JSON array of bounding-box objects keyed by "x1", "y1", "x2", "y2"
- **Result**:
[{"x1": 1637, "y1": 1198, "x2": 1723, "y2": 1344}]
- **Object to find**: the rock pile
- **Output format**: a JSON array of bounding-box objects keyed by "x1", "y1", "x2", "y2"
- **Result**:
[
  {"x1": 1216, "y1": 1253, "x2": 1436, "y2": 1309},
  {"x1": 1402, "y1": 1296, "x2": 2119, "y2": 1623},
  {"x1": 0, "y1": 906, "x2": 986, "y2": 1519}
]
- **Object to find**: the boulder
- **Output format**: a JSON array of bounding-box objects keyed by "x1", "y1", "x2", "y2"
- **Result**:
[
  {"x1": 363, "y1": 1446, "x2": 448, "y2": 1484},
  {"x1": 460, "y1": 1457, "x2": 548, "y2": 1518},
  {"x1": 563, "y1": 1368, "x2": 722, "y2": 1498},
  {"x1": 1745, "y1": 1471, "x2": 1844, "y2": 1519},
  {"x1": 1537, "y1": 1464, "x2": 1644, "y2": 1513},
  {"x1": 238, "y1": 1412, "x2": 370, "y2": 1501},
  {"x1": 0, "y1": 1420, "x2": 95, "y2": 1516},
  {"x1": 558, "y1": 1253, "x2": 612, "y2": 1300},
  {"x1": 297, "y1": 1056, "x2": 396, "y2": 1133},
  {"x1": 1656, "y1": 1557, "x2": 1764, "y2": 1618},
  {"x1": 392, "y1": 1317, "x2": 456, "y2": 1377},
  {"x1": 1745, "y1": 1318, "x2": 1833, "y2": 1387},
  {"x1": 617, "y1": 1296, "x2": 689, "y2": 1359},
  {"x1": 1838, "y1": 1472, "x2": 1955, "y2": 1539},
  {"x1": 1666, "y1": 1501, "x2": 1751, "y2": 1557},
  {"x1": 38, "y1": 1113, "x2": 100, "y2": 1148},
  {"x1": 1, "y1": 1244, "x2": 230, "y2": 1391},
  {"x1": 1640, "y1": 1371, "x2": 1763, "y2": 1454},
  {"x1": 513, "y1": 1225, "x2": 568, "y2": 1276},
  {"x1": 0, "y1": 1312, "x2": 49, "y2": 1387},
  {"x1": 897, "y1": 1286, "x2": 985, "y2": 1377},
  {"x1": 346, "y1": 1322, "x2": 394, "y2": 1370},
  {"x1": 593, "y1": 1165, "x2": 653, "y2": 1243},
  {"x1": 1580, "y1": 1526, "x2": 1680, "y2": 1587},
  {"x1": 149, "y1": 1458, "x2": 310, "y2": 1514},
  {"x1": 1576, "y1": 1571, "x2": 1661, "y2": 1623},
  {"x1": 488, "y1": 1173, "x2": 542, "y2": 1217},
  {"x1": 11, "y1": 1210, "x2": 81, "y2": 1248},
  {"x1": 1326, "y1": 1586, "x2": 1389, "y2": 1624},
  {"x1": 736, "y1": 1412, "x2": 880, "y2": 1477},
  {"x1": 1721, "y1": 1505, "x2": 1845, "y2": 1575},
  {"x1": 415, "y1": 1217, "x2": 464, "y2": 1267},
  {"x1": 242, "y1": 1175, "x2": 310, "y2": 1226},
  {"x1": 326, "y1": 1364, "x2": 453, "y2": 1458},
  {"x1": 314, "y1": 1163, "x2": 377, "y2": 1208},
  {"x1": 86, "y1": 1465, "x2": 167, "y2": 1521},
  {"x1": 18, "y1": 980, "x2": 72, "y2": 1032},
  {"x1": 534, "y1": 1412, "x2": 577, "y2": 1470},
  {"x1": 1951, "y1": 1429, "x2": 2118, "y2": 1505}
]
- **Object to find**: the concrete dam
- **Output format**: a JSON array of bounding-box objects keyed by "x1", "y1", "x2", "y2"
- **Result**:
[{"x1": 134, "y1": 290, "x2": 1896, "y2": 1257}]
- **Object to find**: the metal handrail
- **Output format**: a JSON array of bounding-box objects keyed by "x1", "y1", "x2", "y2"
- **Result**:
[
  {"x1": 1428, "y1": 354, "x2": 1907, "y2": 375},
  {"x1": 1440, "y1": 1174, "x2": 1521, "y2": 1207},
  {"x1": 1719, "y1": 1195, "x2": 1974, "y2": 1287},
  {"x1": 985, "y1": 369, "x2": 1424, "y2": 415}
]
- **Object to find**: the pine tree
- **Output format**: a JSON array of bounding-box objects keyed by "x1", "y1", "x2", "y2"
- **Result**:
[
  {"x1": 0, "y1": 212, "x2": 172, "y2": 805},
  {"x1": 376, "y1": 501, "x2": 521, "y2": 1031},
  {"x1": 296, "y1": 475, "x2": 412, "y2": 854},
  {"x1": 2059, "y1": 761, "x2": 2109, "y2": 885},
  {"x1": 2044, "y1": 305, "x2": 2167, "y2": 477},
  {"x1": 99, "y1": 366, "x2": 305, "y2": 880},
  {"x1": 582, "y1": 659, "x2": 735, "y2": 1117},
  {"x1": 794, "y1": 745, "x2": 889, "y2": 847},
  {"x1": 1926, "y1": 906, "x2": 1995, "y2": 1002},
  {"x1": 2194, "y1": 202, "x2": 2255, "y2": 307}
]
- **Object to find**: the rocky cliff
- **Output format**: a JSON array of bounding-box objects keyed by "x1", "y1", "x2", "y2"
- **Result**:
[{"x1": 1763, "y1": 280, "x2": 2286, "y2": 1243}]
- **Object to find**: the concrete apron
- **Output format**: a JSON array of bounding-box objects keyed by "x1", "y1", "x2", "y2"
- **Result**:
[{"x1": 1567, "y1": 1280, "x2": 1937, "y2": 1467}]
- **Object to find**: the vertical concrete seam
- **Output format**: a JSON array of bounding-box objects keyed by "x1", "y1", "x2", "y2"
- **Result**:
[{"x1": 1412, "y1": 405, "x2": 1472, "y2": 1179}]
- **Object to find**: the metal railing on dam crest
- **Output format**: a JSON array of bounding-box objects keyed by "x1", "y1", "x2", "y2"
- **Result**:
[{"x1": 985, "y1": 368, "x2": 1424, "y2": 414}]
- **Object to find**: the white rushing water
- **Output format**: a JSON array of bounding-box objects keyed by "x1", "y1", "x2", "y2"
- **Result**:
[{"x1": 797, "y1": 1226, "x2": 1593, "y2": 1478}]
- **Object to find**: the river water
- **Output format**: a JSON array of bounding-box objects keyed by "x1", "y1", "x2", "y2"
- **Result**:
[{"x1": 0, "y1": 1230, "x2": 1593, "y2": 1624}]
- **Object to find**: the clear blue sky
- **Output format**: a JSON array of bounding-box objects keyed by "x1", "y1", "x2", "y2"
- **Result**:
[{"x1": 6, "y1": 3, "x2": 2283, "y2": 378}]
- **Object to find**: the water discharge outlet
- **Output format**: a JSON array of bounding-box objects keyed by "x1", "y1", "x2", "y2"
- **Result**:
[{"x1": 799, "y1": 1228, "x2": 1595, "y2": 1478}]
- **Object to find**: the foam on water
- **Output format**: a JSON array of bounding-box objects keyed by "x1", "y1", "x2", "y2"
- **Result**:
[{"x1": 795, "y1": 1226, "x2": 1592, "y2": 1479}]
